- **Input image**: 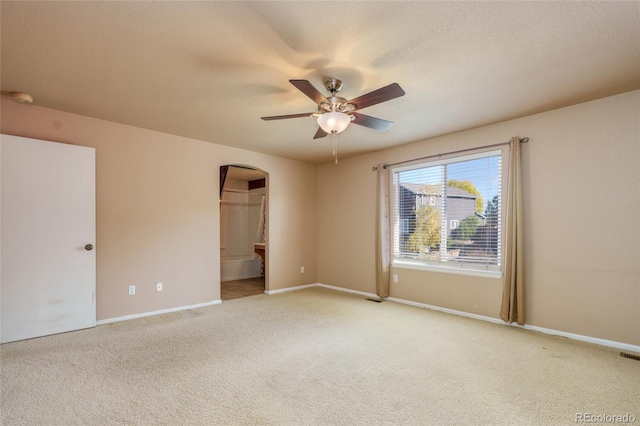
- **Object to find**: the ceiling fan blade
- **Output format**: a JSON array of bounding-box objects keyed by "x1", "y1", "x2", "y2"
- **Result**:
[
  {"x1": 289, "y1": 80, "x2": 329, "y2": 105},
  {"x1": 348, "y1": 83, "x2": 405, "y2": 111},
  {"x1": 261, "y1": 112, "x2": 314, "y2": 121},
  {"x1": 351, "y1": 112, "x2": 394, "y2": 132},
  {"x1": 313, "y1": 127, "x2": 328, "y2": 139}
]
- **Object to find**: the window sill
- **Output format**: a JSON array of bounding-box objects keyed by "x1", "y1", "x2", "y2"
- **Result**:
[{"x1": 392, "y1": 260, "x2": 503, "y2": 279}]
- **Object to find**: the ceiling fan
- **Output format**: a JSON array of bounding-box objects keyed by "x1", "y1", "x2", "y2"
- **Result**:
[
  {"x1": 261, "y1": 78, "x2": 405, "y2": 163},
  {"x1": 261, "y1": 78, "x2": 405, "y2": 164},
  {"x1": 262, "y1": 78, "x2": 405, "y2": 138}
]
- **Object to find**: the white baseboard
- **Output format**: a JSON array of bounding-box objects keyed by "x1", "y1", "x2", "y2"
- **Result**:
[
  {"x1": 386, "y1": 296, "x2": 504, "y2": 324},
  {"x1": 98, "y1": 283, "x2": 639, "y2": 354},
  {"x1": 387, "y1": 296, "x2": 640, "y2": 353},
  {"x1": 316, "y1": 283, "x2": 379, "y2": 300},
  {"x1": 269, "y1": 283, "x2": 640, "y2": 354},
  {"x1": 96, "y1": 299, "x2": 222, "y2": 326},
  {"x1": 265, "y1": 283, "x2": 379, "y2": 299},
  {"x1": 518, "y1": 323, "x2": 640, "y2": 354},
  {"x1": 264, "y1": 283, "x2": 317, "y2": 295}
]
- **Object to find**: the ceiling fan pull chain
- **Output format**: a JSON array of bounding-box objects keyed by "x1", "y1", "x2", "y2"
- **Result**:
[{"x1": 332, "y1": 132, "x2": 336, "y2": 155}]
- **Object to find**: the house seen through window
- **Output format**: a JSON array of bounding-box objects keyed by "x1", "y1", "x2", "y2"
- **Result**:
[{"x1": 392, "y1": 150, "x2": 502, "y2": 273}]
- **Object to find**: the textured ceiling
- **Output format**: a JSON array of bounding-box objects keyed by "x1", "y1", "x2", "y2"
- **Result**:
[{"x1": 1, "y1": 2, "x2": 639, "y2": 164}]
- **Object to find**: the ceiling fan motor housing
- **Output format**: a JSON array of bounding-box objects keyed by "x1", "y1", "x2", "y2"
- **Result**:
[{"x1": 322, "y1": 96, "x2": 355, "y2": 113}]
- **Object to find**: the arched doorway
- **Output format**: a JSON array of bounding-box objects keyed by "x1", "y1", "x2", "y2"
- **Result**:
[{"x1": 219, "y1": 165, "x2": 268, "y2": 300}]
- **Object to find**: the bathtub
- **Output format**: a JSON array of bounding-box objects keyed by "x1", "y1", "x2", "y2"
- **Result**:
[{"x1": 220, "y1": 255, "x2": 263, "y2": 282}]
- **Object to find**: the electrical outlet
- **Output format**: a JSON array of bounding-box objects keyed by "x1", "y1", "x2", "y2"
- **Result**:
[
  {"x1": 393, "y1": 274, "x2": 398, "y2": 283},
  {"x1": 128, "y1": 285, "x2": 136, "y2": 295},
  {"x1": 156, "y1": 282, "x2": 163, "y2": 292},
  {"x1": 300, "y1": 266, "x2": 305, "y2": 273}
]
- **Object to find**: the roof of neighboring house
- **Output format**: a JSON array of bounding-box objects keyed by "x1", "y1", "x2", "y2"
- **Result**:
[{"x1": 399, "y1": 183, "x2": 477, "y2": 199}]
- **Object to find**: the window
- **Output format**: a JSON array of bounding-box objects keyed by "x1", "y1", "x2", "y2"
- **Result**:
[
  {"x1": 392, "y1": 150, "x2": 502, "y2": 273},
  {"x1": 399, "y1": 218, "x2": 410, "y2": 234}
]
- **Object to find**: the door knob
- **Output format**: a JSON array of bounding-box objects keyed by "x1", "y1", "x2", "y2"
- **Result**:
[{"x1": 85, "y1": 244, "x2": 93, "y2": 251}]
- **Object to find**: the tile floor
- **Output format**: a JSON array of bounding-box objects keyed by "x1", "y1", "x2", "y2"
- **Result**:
[{"x1": 221, "y1": 277, "x2": 265, "y2": 300}]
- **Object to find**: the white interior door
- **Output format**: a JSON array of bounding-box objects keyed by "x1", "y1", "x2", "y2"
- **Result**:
[{"x1": 1, "y1": 134, "x2": 96, "y2": 343}]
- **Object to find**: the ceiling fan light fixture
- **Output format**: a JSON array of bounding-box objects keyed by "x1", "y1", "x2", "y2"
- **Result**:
[{"x1": 317, "y1": 111, "x2": 350, "y2": 134}]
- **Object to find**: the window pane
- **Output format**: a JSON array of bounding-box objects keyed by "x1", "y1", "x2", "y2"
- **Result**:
[{"x1": 392, "y1": 151, "x2": 502, "y2": 272}]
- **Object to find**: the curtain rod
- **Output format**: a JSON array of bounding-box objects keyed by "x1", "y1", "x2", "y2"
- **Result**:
[{"x1": 371, "y1": 137, "x2": 529, "y2": 171}]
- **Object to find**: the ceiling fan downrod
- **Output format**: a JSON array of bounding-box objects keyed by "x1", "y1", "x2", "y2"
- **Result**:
[{"x1": 324, "y1": 78, "x2": 343, "y2": 94}]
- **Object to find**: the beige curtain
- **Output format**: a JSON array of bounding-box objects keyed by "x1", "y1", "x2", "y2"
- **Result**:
[
  {"x1": 375, "y1": 164, "x2": 391, "y2": 298},
  {"x1": 500, "y1": 137, "x2": 525, "y2": 324}
]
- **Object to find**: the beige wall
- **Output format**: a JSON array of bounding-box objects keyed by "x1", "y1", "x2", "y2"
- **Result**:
[
  {"x1": 1, "y1": 90, "x2": 638, "y2": 346},
  {"x1": 318, "y1": 90, "x2": 640, "y2": 346},
  {"x1": 0, "y1": 99, "x2": 318, "y2": 321}
]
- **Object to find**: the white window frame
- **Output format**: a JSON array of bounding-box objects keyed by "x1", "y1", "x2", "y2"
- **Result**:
[
  {"x1": 390, "y1": 150, "x2": 503, "y2": 279},
  {"x1": 450, "y1": 219, "x2": 459, "y2": 230}
]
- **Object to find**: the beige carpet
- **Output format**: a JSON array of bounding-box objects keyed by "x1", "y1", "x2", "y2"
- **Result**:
[{"x1": 1, "y1": 287, "x2": 638, "y2": 425}]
